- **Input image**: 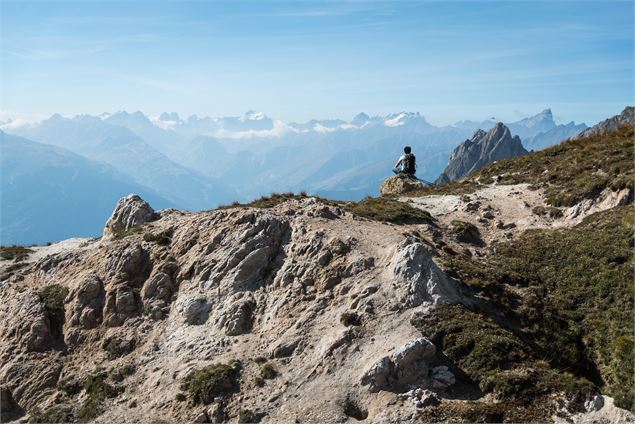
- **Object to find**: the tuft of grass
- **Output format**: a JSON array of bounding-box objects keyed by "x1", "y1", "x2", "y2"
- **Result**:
[
  {"x1": 143, "y1": 229, "x2": 173, "y2": 246},
  {"x1": 345, "y1": 197, "x2": 433, "y2": 224},
  {"x1": 449, "y1": 220, "x2": 483, "y2": 246},
  {"x1": 77, "y1": 372, "x2": 121, "y2": 421},
  {"x1": 253, "y1": 356, "x2": 268, "y2": 364},
  {"x1": 340, "y1": 312, "x2": 362, "y2": 327},
  {"x1": 220, "y1": 192, "x2": 317, "y2": 209},
  {"x1": 260, "y1": 363, "x2": 278, "y2": 380},
  {"x1": 180, "y1": 361, "x2": 242, "y2": 405},
  {"x1": 434, "y1": 206, "x2": 634, "y2": 410},
  {"x1": 532, "y1": 205, "x2": 563, "y2": 218},
  {"x1": 112, "y1": 225, "x2": 144, "y2": 240},
  {"x1": 0, "y1": 245, "x2": 33, "y2": 261}
]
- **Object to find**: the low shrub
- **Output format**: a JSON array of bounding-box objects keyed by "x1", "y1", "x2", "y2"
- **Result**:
[
  {"x1": 260, "y1": 363, "x2": 277, "y2": 380},
  {"x1": 180, "y1": 361, "x2": 242, "y2": 405},
  {"x1": 340, "y1": 312, "x2": 362, "y2": 327}
]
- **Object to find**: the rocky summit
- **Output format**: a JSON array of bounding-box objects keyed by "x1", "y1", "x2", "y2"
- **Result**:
[
  {"x1": 435, "y1": 122, "x2": 528, "y2": 184},
  {"x1": 0, "y1": 110, "x2": 633, "y2": 424}
]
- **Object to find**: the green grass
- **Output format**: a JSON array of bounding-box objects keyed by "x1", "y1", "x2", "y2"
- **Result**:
[
  {"x1": 344, "y1": 197, "x2": 433, "y2": 224},
  {"x1": 475, "y1": 126, "x2": 634, "y2": 207},
  {"x1": 180, "y1": 361, "x2": 242, "y2": 405},
  {"x1": 76, "y1": 372, "x2": 121, "y2": 421},
  {"x1": 435, "y1": 206, "x2": 634, "y2": 410},
  {"x1": 0, "y1": 245, "x2": 33, "y2": 261}
]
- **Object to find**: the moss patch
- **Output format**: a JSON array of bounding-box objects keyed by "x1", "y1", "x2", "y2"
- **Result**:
[
  {"x1": 345, "y1": 197, "x2": 433, "y2": 224},
  {"x1": 180, "y1": 361, "x2": 242, "y2": 405}
]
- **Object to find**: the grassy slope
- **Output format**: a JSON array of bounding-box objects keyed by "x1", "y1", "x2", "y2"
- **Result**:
[
  {"x1": 408, "y1": 126, "x2": 634, "y2": 206},
  {"x1": 413, "y1": 127, "x2": 634, "y2": 420}
]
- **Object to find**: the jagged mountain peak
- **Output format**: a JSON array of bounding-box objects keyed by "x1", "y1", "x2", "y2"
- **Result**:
[{"x1": 436, "y1": 123, "x2": 527, "y2": 184}]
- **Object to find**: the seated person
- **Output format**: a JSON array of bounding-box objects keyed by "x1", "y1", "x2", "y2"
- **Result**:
[{"x1": 392, "y1": 146, "x2": 416, "y2": 176}]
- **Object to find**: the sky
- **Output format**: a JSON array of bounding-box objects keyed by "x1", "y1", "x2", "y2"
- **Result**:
[{"x1": 1, "y1": 0, "x2": 633, "y2": 126}]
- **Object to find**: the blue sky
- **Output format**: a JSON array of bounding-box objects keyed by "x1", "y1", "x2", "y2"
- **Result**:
[{"x1": 1, "y1": 0, "x2": 633, "y2": 125}]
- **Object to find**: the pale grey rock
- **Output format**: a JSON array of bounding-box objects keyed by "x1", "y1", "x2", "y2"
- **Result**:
[
  {"x1": 177, "y1": 296, "x2": 211, "y2": 325},
  {"x1": 103, "y1": 285, "x2": 139, "y2": 327},
  {"x1": 362, "y1": 338, "x2": 436, "y2": 392},
  {"x1": 436, "y1": 123, "x2": 528, "y2": 184},
  {"x1": 391, "y1": 240, "x2": 462, "y2": 307},
  {"x1": 68, "y1": 275, "x2": 104, "y2": 329},
  {"x1": 361, "y1": 356, "x2": 393, "y2": 393},
  {"x1": 221, "y1": 296, "x2": 255, "y2": 336},
  {"x1": 142, "y1": 272, "x2": 174, "y2": 302},
  {"x1": 380, "y1": 175, "x2": 424, "y2": 196},
  {"x1": 103, "y1": 194, "x2": 158, "y2": 240},
  {"x1": 431, "y1": 365, "x2": 456, "y2": 389}
]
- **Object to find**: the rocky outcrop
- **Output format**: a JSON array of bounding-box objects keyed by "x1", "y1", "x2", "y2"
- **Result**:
[
  {"x1": 380, "y1": 175, "x2": 425, "y2": 196},
  {"x1": 436, "y1": 123, "x2": 528, "y2": 184},
  {"x1": 361, "y1": 338, "x2": 438, "y2": 392},
  {"x1": 103, "y1": 194, "x2": 158, "y2": 240},
  {"x1": 569, "y1": 106, "x2": 634, "y2": 140},
  {"x1": 391, "y1": 239, "x2": 463, "y2": 307}
]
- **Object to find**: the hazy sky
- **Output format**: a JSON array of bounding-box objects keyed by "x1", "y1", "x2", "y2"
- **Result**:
[{"x1": 1, "y1": 0, "x2": 633, "y2": 125}]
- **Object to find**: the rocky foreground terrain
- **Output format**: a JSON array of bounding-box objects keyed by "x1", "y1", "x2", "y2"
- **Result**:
[{"x1": 0, "y1": 108, "x2": 633, "y2": 423}]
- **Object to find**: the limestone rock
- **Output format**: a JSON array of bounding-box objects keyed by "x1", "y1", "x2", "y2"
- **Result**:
[
  {"x1": 176, "y1": 296, "x2": 211, "y2": 325},
  {"x1": 362, "y1": 338, "x2": 436, "y2": 392},
  {"x1": 391, "y1": 240, "x2": 462, "y2": 307},
  {"x1": 68, "y1": 275, "x2": 105, "y2": 329},
  {"x1": 380, "y1": 175, "x2": 425, "y2": 196},
  {"x1": 431, "y1": 365, "x2": 456, "y2": 389},
  {"x1": 103, "y1": 194, "x2": 158, "y2": 240}
]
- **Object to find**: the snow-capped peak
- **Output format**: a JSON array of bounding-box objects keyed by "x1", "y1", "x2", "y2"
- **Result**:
[{"x1": 240, "y1": 110, "x2": 268, "y2": 122}]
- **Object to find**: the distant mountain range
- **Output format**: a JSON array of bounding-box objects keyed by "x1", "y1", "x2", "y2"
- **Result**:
[
  {"x1": 1, "y1": 108, "x2": 588, "y2": 244},
  {"x1": 0, "y1": 130, "x2": 174, "y2": 245}
]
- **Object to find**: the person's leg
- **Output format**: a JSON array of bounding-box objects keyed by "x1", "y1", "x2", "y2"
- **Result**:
[{"x1": 392, "y1": 167, "x2": 400, "y2": 175}]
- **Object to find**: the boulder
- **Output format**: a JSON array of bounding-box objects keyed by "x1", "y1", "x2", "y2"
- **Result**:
[
  {"x1": 362, "y1": 337, "x2": 436, "y2": 392},
  {"x1": 103, "y1": 194, "x2": 158, "y2": 240},
  {"x1": 380, "y1": 175, "x2": 425, "y2": 196},
  {"x1": 391, "y1": 239, "x2": 463, "y2": 307}
]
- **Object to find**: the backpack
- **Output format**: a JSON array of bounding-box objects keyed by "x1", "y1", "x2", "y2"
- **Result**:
[{"x1": 403, "y1": 153, "x2": 416, "y2": 175}]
